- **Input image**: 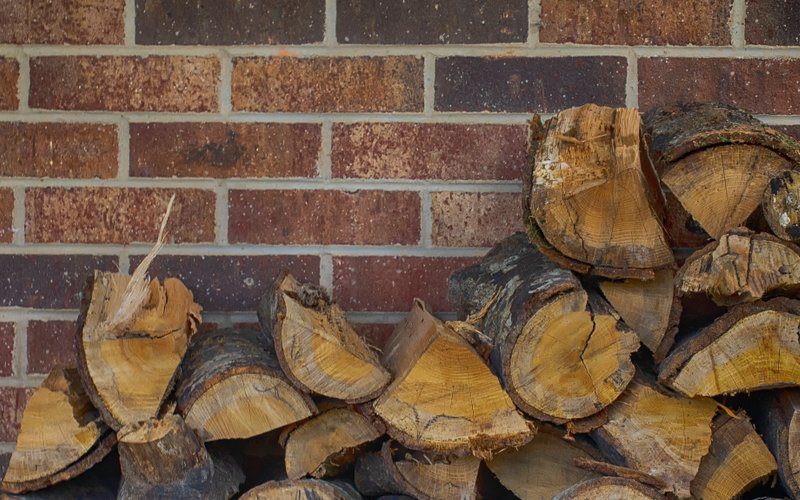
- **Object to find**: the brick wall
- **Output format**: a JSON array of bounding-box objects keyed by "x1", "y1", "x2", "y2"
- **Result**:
[{"x1": 0, "y1": 0, "x2": 798, "y2": 446}]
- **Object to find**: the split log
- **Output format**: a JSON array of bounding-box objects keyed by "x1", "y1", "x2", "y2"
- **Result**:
[
  {"x1": 1, "y1": 367, "x2": 116, "y2": 494},
  {"x1": 354, "y1": 441, "x2": 479, "y2": 500},
  {"x1": 284, "y1": 407, "x2": 380, "y2": 480},
  {"x1": 373, "y1": 299, "x2": 533, "y2": 458},
  {"x1": 659, "y1": 297, "x2": 800, "y2": 397},
  {"x1": 526, "y1": 104, "x2": 673, "y2": 279},
  {"x1": 117, "y1": 414, "x2": 244, "y2": 499},
  {"x1": 764, "y1": 170, "x2": 800, "y2": 241},
  {"x1": 175, "y1": 328, "x2": 316, "y2": 441},
  {"x1": 448, "y1": 233, "x2": 639, "y2": 424},
  {"x1": 752, "y1": 389, "x2": 800, "y2": 498},
  {"x1": 240, "y1": 479, "x2": 361, "y2": 499},
  {"x1": 77, "y1": 271, "x2": 201, "y2": 430},
  {"x1": 258, "y1": 272, "x2": 390, "y2": 403},
  {"x1": 553, "y1": 477, "x2": 664, "y2": 500},
  {"x1": 690, "y1": 412, "x2": 777, "y2": 500},
  {"x1": 643, "y1": 102, "x2": 800, "y2": 239},
  {"x1": 572, "y1": 458, "x2": 666, "y2": 491},
  {"x1": 590, "y1": 374, "x2": 717, "y2": 497}
]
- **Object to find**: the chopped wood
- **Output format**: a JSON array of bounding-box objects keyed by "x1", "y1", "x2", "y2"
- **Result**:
[
  {"x1": 764, "y1": 170, "x2": 800, "y2": 241},
  {"x1": 553, "y1": 477, "x2": 665, "y2": 500},
  {"x1": 752, "y1": 389, "x2": 800, "y2": 498},
  {"x1": 258, "y1": 272, "x2": 390, "y2": 403},
  {"x1": 240, "y1": 479, "x2": 361, "y2": 499},
  {"x1": 572, "y1": 458, "x2": 666, "y2": 491}
]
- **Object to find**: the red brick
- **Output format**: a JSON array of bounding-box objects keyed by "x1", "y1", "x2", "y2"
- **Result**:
[
  {"x1": 332, "y1": 123, "x2": 526, "y2": 180},
  {"x1": 436, "y1": 56, "x2": 627, "y2": 112},
  {"x1": 540, "y1": 0, "x2": 731, "y2": 45},
  {"x1": 0, "y1": 387, "x2": 33, "y2": 442},
  {"x1": 0, "y1": 0, "x2": 124, "y2": 44},
  {"x1": 29, "y1": 56, "x2": 219, "y2": 112},
  {"x1": 232, "y1": 56, "x2": 424, "y2": 113},
  {"x1": 229, "y1": 190, "x2": 420, "y2": 245},
  {"x1": 26, "y1": 187, "x2": 215, "y2": 244},
  {"x1": 128, "y1": 254, "x2": 320, "y2": 311},
  {"x1": 747, "y1": 0, "x2": 800, "y2": 46},
  {"x1": 0, "y1": 58, "x2": 18, "y2": 110},
  {"x1": 0, "y1": 123, "x2": 117, "y2": 178},
  {"x1": 352, "y1": 322, "x2": 396, "y2": 350},
  {"x1": 0, "y1": 323, "x2": 13, "y2": 377},
  {"x1": 0, "y1": 255, "x2": 117, "y2": 308},
  {"x1": 0, "y1": 189, "x2": 12, "y2": 244},
  {"x1": 432, "y1": 192, "x2": 523, "y2": 247},
  {"x1": 27, "y1": 320, "x2": 76, "y2": 375},
  {"x1": 130, "y1": 123, "x2": 321, "y2": 178},
  {"x1": 638, "y1": 58, "x2": 800, "y2": 114},
  {"x1": 333, "y1": 256, "x2": 476, "y2": 312}
]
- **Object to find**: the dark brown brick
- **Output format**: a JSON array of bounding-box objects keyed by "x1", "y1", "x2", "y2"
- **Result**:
[
  {"x1": 0, "y1": 189, "x2": 12, "y2": 244},
  {"x1": 0, "y1": 388, "x2": 33, "y2": 442},
  {"x1": 26, "y1": 187, "x2": 216, "y2": 244},
  {"x1": 229, "y1": 190, "x2": 421, "y2": 245},
  {"x1": 0, "y1": 323, "x2": 13, "y2": 377},
  {"x1": 638, "y1": 57, "x2": 800, "y2": 114},
  {"x1": 0, "y1": 255, "x2": 117, "y2": 308},
  {"x1": 0, "y1": 123, "x2": 117, "y2": 178},
  {"x1": 333, "y1": 256, "x2": 476, "y2": 312},
  {"x1": 0, "y1": 0, "x2": 124, "y2": 44},
  {"x1": 540, "y1": 0, "x2": 731, "y2": 45},
  {"x1": 128, "y1": 255, "x2": 320, "y2": 311},
  {"x1": 135, "y1": 0, "x2": 324, "y2": 45},
  {"x1": 232, "y1": 56, "x2": 424, "y2": 112},
  {"x1": 352, "y1": 322, "x2": 396, "y2": 350},
  {"x1": 775, "y1": 125, "x2": 800, "y2": 140},
  {"x1": 747, "y1": 0, "x2": 800, "y2": 46},
  {"x1": 435, "y1": 56, "x2": 627, "y2": 112},
  {"x1": 29, "y1": 56, "x2": 220, "y2": 112},
  {"x1": 0, "y1": 58, "x2": 18, "y2": 110},
  {"x1": 130, "y1": 123, "x2": 321, "y2": 178},
  {"x1": 337, "y1": 0, "x2": 527, "y2": 44},
  {"x1": 332, "y1": 123, "x2": 526, "y2": 180},
  {"x1": 27, "y1": 320, "x2": 76, "y2": 375},
  {"x1": 431, "y1": 191, "x2": 522, "y2": 247}
]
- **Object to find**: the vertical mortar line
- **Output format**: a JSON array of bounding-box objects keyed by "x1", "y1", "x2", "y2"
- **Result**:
[
  {"x1": 625, "y1": 48, "x2": 638, "y2": 109},
  {"x1": 13, "y1": 320, "x2": 28, "y2": 379},
  {"x1": 420, "y1": 190, "x2": 433, "y2": 247},
  {"x1": 117, "y1": 117, "x2": 130, "y2": 179},
  {"x1": 124, "y1": 0, "x2": 136, "y2": 45},
  {"x1": 324, "y1": 0, "x2": 338, "y2": 45},
  {"x1": 423, "y1": 54, "x2": 435, "y2": 116},
  {"x1": 319, "y1": 254, "x2": 334, "y2": 296},
  {"x1": 219, "y1": 49, "x2": 233, "y2": 116},
  {"x1": 118, "y1": 253, "x2": 131, "y2": 274},
  {"x1": 730, "y1": 0, "x2": 746, "y2": 48},
  {"x1": 11, "y1": 185, "x2": 25, "y2": 245},
  {"x1": 318, "y1": 120, "x2": 333, "y2": 179},
  {"x1": 528, "y1": 0, "x2": 542, "y2": 46},
  {"x1": 215, "y1": 182, "x2": 229, "y2": 245},
  {"x1": 17, "y1": 51, "x2": 30, "y2": 112}
]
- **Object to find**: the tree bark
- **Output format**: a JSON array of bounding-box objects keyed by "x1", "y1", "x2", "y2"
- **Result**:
[{"x1": 764, "y1": 170, "x2": 800, "y2": 241}]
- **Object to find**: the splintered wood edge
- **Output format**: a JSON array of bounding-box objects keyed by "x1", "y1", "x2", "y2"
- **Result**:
[
  {"x1": 553, "y1": 477, "x2": 665, "y2": 500},
  {"x1": 240, "y1": 479, "x2": 360, "y2": 499}
]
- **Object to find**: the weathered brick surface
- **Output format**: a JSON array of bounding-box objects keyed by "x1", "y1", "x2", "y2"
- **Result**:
[
  {"x1": 540, "y1": 0, "x2": 731, "y2": 45},
  {"x1": 0, "y1": 0, "x2": 124, "y2": 44},
  {"x1": 26, "y1": 188, "x2": 216, "y2": 244},
  {"x1": 333, "y1": 256, "x2": 475, "y2": 312},
  {"x1": 232, "y1": 57, "x2": 424, "y2": 112},
  {"x1": 0, "y1": 255, "x2": 117, "y2": 308},
  {"x1": 435, "y1": 56, "x2": 627, "y2": 112},
  {"x1": 352, "y1": 322, "x2": 396, "y2": 350},
  {"x1": 0, "y1": 189, "x2": 12, "y2": 244},
  {"x1": 0, "y1": 123, "x2": 117, "y2": 178},
  {"x1": 128, "y1": 255, "x2": 320, "y2": 311},
  {"x1": 29, "y1": 56, "x2": 220, "y2": 112},
  {"x1": 27, "y1": 320, "x2": 76, "y2": 375},
  {"x1": 337, "y1": 0, "x2": 528, "y2": 44},
  {"x1": 0, "y1": 388, "x2": 33, "y2": 442},
  {"x1": 136, "y1": 0, "x2": 325, "y2": 45},
  {"x1": 639, "y1": 57, "x2": 800, "y2": 114},
  {"x1": 0, "y1": 58, "x2": 18, "y2": 110},
  {"x1": 776, "y1": 125, "x2": 800, "y2": 140},
  {"x1": 332, "y1": 123, "x2": 526, "y2": 180},
  {"x1": 746, "y1": 0, "x2": 800, "y2": 46},
  {"x1": 229, "y1": 190, "x2": 420, "y2": 245},
  {"x1": 431, "y1": 192, "x2": 522, "y2": 247},
  {"x1": 0, "y1": 323, "x2": 13, "y2": 377},
  {"x1": 130, "y1": 123, "x2": 321, "y2": 178}
]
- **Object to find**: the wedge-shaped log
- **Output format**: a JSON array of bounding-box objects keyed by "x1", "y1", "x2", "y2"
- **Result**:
[
  {"x1": 591, "y1": 374, "x2": 717, "y2": 498},
  {"x1": 644, "y1": 102, "x2": 800, "y2": 240},
  {"x1": 660, "y1": 298, "x2": 800, "y2": 397},
  {"x1": 354, "y1": 441, "x2": 479, "y2": 500},
  {"x1": 373, "y1": 299, "x2": 533, "y2": 457},
  {"x1": 285, "y1": 407, "x2": 380, "y2": 480},
  {"x1": 526, "y1": 104, "x2": 673, "y2": 279},
  {"x1": 1, "y1": 366, "x2": 116, "y2": 494},
  {"x1": 449, "y1": 233, "x2": 639, "y2": 424},
  {"x1": 240, "y1": 479, "x2": 361, "y2": 499},
  {"x1": 764, "y1": 170, "x2": 800, "y2": 241},
  {"x1": 752, "y1": 389, "x2": 800, "y2": 498},
  {"x1": 553, "y1": 477, "x2": 664, "y2": 500},
  {"x1": 259, "y1": 272, "x2": 390, "y2": 403},
  {"x1": 175, "y1": 328, "x2": 316, "y2": 441}
]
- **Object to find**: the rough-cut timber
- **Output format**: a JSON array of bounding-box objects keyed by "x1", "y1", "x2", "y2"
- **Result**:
[
  {"x1": 1, "y1": 367, "x2": 115, "y2": 494},
  {"x1": 373, "y1": 299, "x2": 533, "y2": 458},
  {"x1": 117, "y1": 414, "x2": 243, "y2": 499},
  {"x1": 240, "y1": 479, "x2": 361, "y2": 499},
  {"x1": 527, "y1": 104, "x2": 673, "y2": 279},
  {"x1": 591, "y1": 374, "x2": 717, "y2": 497},
  {"x1": 659, "y1": 297, "x2": 800, "y2": 397},
  {"x1": 764, "y1": 170, "x2": 800, "y2": 241},
  {"x1": 259, "y1": 272, "x2": 390, "y2": 403},
  {"x1": 175, "y1": 328, "x2": 316, "y2": 442},
  {"x1": 690, "y1": 412, "x2": 777, "y2": 500},
  {"x1": 285, "y1": 408, "x2": 381, "y2": 480},
  {"x1": 752, "y1": 389, "x2": 800, "y2": 498},
  {"x1": 449, "y1": 233, "x2": 639, "y2": 424},
  {"x1": 354, "y1": 441, "x2": 480, "y2": 500},
  {"x1": 77, "y1": 271, "x2": 202, "y2": 430},
  {"x1": 552, "y1": 477, "x2": 665, "y2": 500},
  {"x1": 643, "y1": 102, "x2": 800, "y2": 239}
]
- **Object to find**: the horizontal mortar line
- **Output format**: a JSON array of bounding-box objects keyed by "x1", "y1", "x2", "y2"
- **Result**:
[
  {"x1": 0, "y1": 309, "x2": 78, "y2": 321},
  {"x1": 0, "y1": 443, "x2": 14, "y2": 453},
  {"x1": 756, "y1": 115, "x2": 800, "y2": 126},
  {"x1": 0, "y1": 376, "x2": 44, "y2": 388}
]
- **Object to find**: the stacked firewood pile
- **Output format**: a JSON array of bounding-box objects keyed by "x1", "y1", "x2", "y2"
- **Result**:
[{"x1": 2, "y1": 102, "x2": 800, "y2": 499}]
